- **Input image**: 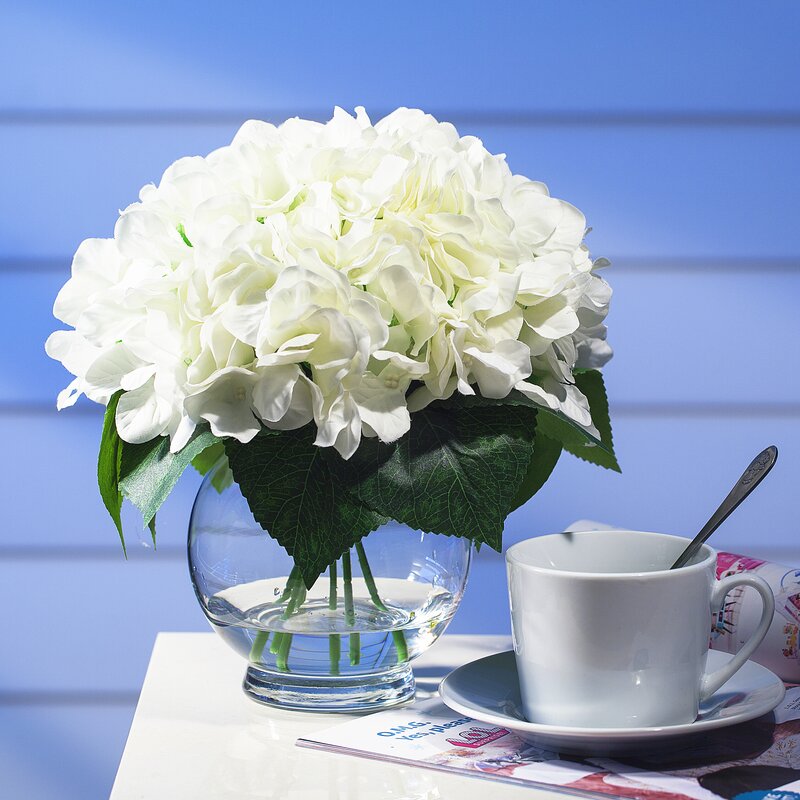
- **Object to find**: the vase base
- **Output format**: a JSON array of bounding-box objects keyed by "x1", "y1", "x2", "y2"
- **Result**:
[{"x1": 243, "y1": 663, "x2": 416, "y2": 712}]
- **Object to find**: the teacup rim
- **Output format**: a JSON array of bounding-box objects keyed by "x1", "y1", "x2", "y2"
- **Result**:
[{"x1": 505, "y1": 529, "x2": 716, "y2": 579}]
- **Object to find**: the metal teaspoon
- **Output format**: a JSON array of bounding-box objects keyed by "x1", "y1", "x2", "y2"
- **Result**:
[{"x1": 670, "y1": 445, "x2": 779, "y2": 570}]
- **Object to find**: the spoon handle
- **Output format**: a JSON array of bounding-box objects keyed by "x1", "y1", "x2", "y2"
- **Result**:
[{"x1": 671, "y1": 446, "x2": 779, "y2": 570}]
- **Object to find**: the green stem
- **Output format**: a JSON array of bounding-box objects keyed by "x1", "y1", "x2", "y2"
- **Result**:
[
  {"x1": 342, "y1": 552, "x2": 355, "y2": 625},
  {"x1": 355, "y1": 541, "x2": 409, "y2": 663},
  {"x1": 328, "y1": 563, "x2": 340, "y2": 675},
  {"x1": 269, "y1": 637, "x2": 284, "y2": 657},
  {"x1": 275, "y1": 633, "x2": 293, "y2": 672},
  {"x1": 350, "y1": 630, "x2": 361, "y2": 666},
  {"x1": 285, "y1": 580, "x2": 307, "y2": 617},
  {"x1": 249, "y1": 630, "x2": 270, "y2": 662},
  {"x1": 279, "y1": 566, "x2": 301, "y2": 602},
  {"x1": 329, "y1": 632, "x2": 341, "y2": 676},
  {"x1": 342, "y1": 551, "x2": 360, "y2": 666},
  {"x1": 355, "y1": 541, "x2": 387, "y2": 610},
  {"x1": 391, "y1": 630, "x2": 409, "y2": 664},
  {"x1": 329, "y1": 560, "x2": 338, "y2": 610},
  {"x1": 270, "y1": 569, "x2": 307, "y2": 669}
]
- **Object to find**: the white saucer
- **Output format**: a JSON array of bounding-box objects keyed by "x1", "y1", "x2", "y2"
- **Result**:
[{"x1": 439, "y1": 650, "x2": 785, "y2": 756}]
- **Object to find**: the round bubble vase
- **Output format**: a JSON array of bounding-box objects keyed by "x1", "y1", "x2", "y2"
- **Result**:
[{"x1": 188, "y1": 460, "x2": 472, "y2": 712}]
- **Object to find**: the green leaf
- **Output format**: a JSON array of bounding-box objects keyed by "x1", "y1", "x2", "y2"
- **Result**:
[
  {"x1": 509, "y1": 432, "x2": 562, "y2": 512},
  {"x1": 225, "y1": 428, "x2": 388, "y2": 589},
  {"x1": 191, "y1": 441, "x2": 225, "y2": 476},
  {"x1": 437, "y1": 388, "x2": 605, "y2": 448},
  {"x1": 576, "y1": 369, "x2": 617, "y2": 463},
  {"x1": 97, "y1": 390, "x2": 126, "y2": 555},
  {"x1": 119, "y1": 428, "x2": 221, "y2": 528},
  {"x1": 210, "y1": 461, "x2": 235, "y2": 493},
  {"x1": 537, "y1": 370, "x2": 620, "y2": 472},
  {"x1": 340, "y1": 403, "x2": 537, "y2": 552},
  {"x1": 191, "y1": 441, "x2": 235, "y2": 494}
]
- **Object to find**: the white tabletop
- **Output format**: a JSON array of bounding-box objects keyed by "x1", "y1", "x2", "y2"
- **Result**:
[{"x1": 110, "y1": 632, "x2": 565, "y2": 800}]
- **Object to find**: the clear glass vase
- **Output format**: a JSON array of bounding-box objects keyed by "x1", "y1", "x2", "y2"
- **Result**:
[{"x1": 188, "y1": 460, "x2": 472, "y2": 712}]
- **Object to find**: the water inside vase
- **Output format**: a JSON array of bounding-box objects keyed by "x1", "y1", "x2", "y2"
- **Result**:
[{"x1": 205, "y1": 577, "x2": 455, "y2": 676}]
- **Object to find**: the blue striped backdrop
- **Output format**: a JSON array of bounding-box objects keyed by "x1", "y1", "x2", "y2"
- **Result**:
[{"x1": 1, "y1": 2, "x2": 799, "y2": 797}]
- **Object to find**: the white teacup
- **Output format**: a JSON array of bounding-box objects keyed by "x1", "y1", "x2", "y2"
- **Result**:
[{"x1": 505, "y1": 530, "x2": 774, "y2": 728}]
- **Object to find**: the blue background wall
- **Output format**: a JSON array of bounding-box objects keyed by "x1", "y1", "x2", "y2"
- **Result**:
[{"x1": 1, "y1": 2, "x2": 798, "y2": 797}]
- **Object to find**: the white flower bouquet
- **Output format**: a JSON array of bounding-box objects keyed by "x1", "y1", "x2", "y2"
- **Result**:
[{"x1": 46, "y1": 107, "x2": 618, "y2": 587}]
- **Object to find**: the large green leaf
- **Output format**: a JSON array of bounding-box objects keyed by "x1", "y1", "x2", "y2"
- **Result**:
[
  {"x1": 97, "y1": 391, "x2": 125, "y2": 554},
  {"x1": 509, "y1": 432, "x2": 562, "y2": 512},
  {"x1": 339, "y1": 403, "x2": 537, "y2": 552},
  {"x1": 437, "y1": 388, "x2": 605, "y2": 448},
  {"x1": 536, "y1": 370, "x2": 620, "y2": 472},
  {"x1": 225, "y1": 429, "x2": 388, "y2": 589},
  {"x1": 119, "y1": 428, "x2": 221, "y2": 528}
]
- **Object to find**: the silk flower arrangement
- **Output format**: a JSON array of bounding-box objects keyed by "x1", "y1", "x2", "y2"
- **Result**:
[{"x1": 46, "y1": 106, "x2": 618, "y2": 607}]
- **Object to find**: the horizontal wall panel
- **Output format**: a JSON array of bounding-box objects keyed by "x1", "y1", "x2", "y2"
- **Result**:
[
  {"x1": 450, "y1": 557, "x2": 511, "y2": 636},
  {"x1": 606, "y1": 269, "x2": 800, "y2": 405},
  {"x1": 504, "y1": 415, "x2": 800, "y2": 559},
  {"x1": 20, "y1": 269, "x2": 800, "y2": 406},
  {"x1": 2, "y1": 2, "x2": 799, "y2": 113},
  {"x1": 0, "y1": 703, "x2": 133, "y2": 800},
  {"x1": 1, "y1": 125, "x2": 798, "y2": 260},
  {"x1": 3, "y1": 413, "x2": 798, "y2": 556},
  {"x1": 0, "y1": 559, "x2": 207, "y2": 693}
]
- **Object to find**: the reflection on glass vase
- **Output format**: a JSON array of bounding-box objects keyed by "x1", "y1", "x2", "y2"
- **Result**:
[{"x1": 188, "y1": 460, "x2": 472, "y2": 712}]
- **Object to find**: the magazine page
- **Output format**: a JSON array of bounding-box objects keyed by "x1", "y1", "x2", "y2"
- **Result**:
[{"x1": 298, "y1": 691, "x2": 800, "y2": 800}]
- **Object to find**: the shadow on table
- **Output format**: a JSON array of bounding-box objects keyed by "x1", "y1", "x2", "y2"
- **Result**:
[{"x1": 412, "y1": 666, "x2": 453, "y2": 699}]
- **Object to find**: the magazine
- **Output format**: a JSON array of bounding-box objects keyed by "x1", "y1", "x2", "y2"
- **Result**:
[
  {"x1": 298, "y1": 692, "x2": 800, "y2": 800},
  {"x1": 712, "y1": 552, "x2": 800, "y2": 682}
]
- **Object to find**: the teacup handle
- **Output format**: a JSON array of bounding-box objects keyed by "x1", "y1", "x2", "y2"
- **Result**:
[{"x1": 700, "y1": 573, "x2": 775, "y2": 701}]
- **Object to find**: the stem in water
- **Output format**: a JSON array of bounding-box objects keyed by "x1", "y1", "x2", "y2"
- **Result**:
[
  {"x1": 275, "y1": 633, "x2": 293, "y2": 673},
  {"x1": 355, "y1": 541, "x2": 409, "y2": 663},
  {"x1": 342, "y1": 551, "x2": 360, "y2": 666},
  {"x1": 249, "y1": 630, "x2": 270, "y2": 662},
  {"x1": 328, "y1": 561, "x2": 340, "y2": 675},
  {"x1": 270, "y1": 569, "x2": 306, "y2": 670}
]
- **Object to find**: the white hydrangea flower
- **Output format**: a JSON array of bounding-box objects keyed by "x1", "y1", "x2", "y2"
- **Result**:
[{"x1": 46, "y1": 107, "x2": 612, "y2": 458}]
